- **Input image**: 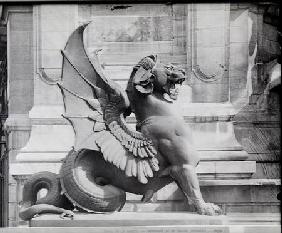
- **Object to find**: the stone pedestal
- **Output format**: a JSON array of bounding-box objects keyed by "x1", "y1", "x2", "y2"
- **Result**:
[
  {"x1": 30, "y1": 212, "x2": 228, "y2": 227},
  {"x1": 27, "y1": 212, "x2": 280, "y2": 233}
]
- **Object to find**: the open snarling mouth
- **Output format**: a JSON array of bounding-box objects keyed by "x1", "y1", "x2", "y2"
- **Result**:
[
  {"x1": 163, "y1": 73, "x2": 186, "y2": 101},
  {"x1": 167, "y1": 83, "x2": 181, "y2": 100}
]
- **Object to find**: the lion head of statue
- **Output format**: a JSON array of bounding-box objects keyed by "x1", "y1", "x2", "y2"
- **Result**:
[{"x1": 129, "y1": 55, "x2": 186, "y2": 102}]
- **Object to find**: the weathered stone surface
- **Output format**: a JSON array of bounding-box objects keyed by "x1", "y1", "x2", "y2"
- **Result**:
[
  {"x1": 10, "y1": 13, "x2": 33, "y2": 32},
  {"x1": 230, "y1": 44, "x2": 249, "y2": 72},
  {"x1": 11, "y1": 163, "x2": 62, "y2": 175},
  {"x1": 7, "y1": 130, "x2": 30, "y2": 151},
  {"x1": 228, "y1": 212, "x2": 280, "y2": 224},
  {"x1": 230, "y1": 27, "x2": 249, "y2": 43},
  {"x1": 8, "y1": 202, "x2": 17, "y2": 221},
  {"x1": 254, "y1": 163, "x2": 280, "y2": 179},
  {"x1": 7, "y1": 11, "x2": 34, "y2": 116},
  {"x1": 17, "y1": 124, "x2": 74, "y2": 153},
  {"x1": 41, "y1": 31, "x2": 70, "y2": 50},
  {"x1": 8, "y1": 95, "x2": 33, "y2": 114},
  {"x1": 8, "y1": 183, "x2": 17, "y2": 203}
]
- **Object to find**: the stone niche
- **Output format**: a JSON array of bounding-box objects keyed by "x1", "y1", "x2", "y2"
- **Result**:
[{"x1": 4, "y1": 3, "x2": 280, "y2": 227}]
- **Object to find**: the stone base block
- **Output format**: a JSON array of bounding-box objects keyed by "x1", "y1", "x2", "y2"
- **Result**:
[
  {"x1": 30, "y1": 212, "x2": 227, "y2": 227},
  {"x1": 27, "y1": 212, "x2": 280, "y2": 233}
]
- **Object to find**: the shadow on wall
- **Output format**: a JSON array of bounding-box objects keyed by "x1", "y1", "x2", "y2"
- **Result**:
[{"x1": 232, "y1": 4, "x2": 281, "y2": 183}]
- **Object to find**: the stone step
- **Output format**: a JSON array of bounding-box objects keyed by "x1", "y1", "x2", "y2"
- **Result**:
[
  {"x1": 15, "y1": 149, "x2": 249, "y2": 162},
  {"x1": 122, "y1": 200, "x2": 280, "y2": 214},
  {"x1": 199, "y1": 150, "x2": 248, "y2": 160},
  {"x1": 127, "y1": 179, "x2": 280, "y2": 200},
  {"x1": 227, "y1": 213, "x2": 281, "y2": 225},
  {"x1": 10, "y1": 160, "x2": 256, "y2": 179},
  {"x1": 124, "y1": 179, "x2": 280, "y2": 214}
]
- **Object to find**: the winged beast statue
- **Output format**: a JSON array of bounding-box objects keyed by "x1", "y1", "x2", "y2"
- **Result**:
[{"x1": 19, "y1": 23, "x2": 221, "y2": 220}]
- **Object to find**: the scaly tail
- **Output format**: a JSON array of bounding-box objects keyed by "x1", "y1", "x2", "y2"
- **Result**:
[
  {"x1": 60, "y1": 149, "x2": 126, "y2": 213},
  {"x1": 19, "y1": 171, "x2": 74, "y2": 220}
]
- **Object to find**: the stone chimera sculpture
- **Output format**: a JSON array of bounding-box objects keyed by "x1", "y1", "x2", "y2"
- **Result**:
[{"x1": 19, "y1": 23, "x2": 221, "y2": 220}]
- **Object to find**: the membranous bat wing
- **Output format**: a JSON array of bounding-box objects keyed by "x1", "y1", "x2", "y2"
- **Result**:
[
  {"x1": 58, "y1": 23, "x2": 105, "y2": 151},
  {"x1": 59, "y1": 23, "x2": 159, "y2": 184}
]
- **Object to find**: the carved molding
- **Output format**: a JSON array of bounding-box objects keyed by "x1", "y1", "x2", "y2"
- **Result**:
[
  {"x1": 192, "y1": 64, "x2": 224, "y2": 83},
  {"x1": 188, "y1": 4, "x2": 230, "y2": 84}
]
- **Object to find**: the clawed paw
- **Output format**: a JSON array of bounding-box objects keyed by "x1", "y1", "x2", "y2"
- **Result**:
[
  {"x1": 141, "y1": 189, "x2": 154, "y2": 202},
  {"x1": 60, "y1": 210, "x2": 74, "y2": 219},
  {"x1": 196, "y1": 202, "x2": 222, "y2": 216}
]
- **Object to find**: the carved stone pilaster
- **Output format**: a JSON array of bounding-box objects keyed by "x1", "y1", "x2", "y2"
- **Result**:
[
  {"x1": 13, "y1": 5, "x2": 79, "y2": 171},
  {"x1": 184, "y1": 4, "x2": 255, "y2": 179}
]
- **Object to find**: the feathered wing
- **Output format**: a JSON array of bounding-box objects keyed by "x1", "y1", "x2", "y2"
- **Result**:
[{"x1": 58, "y1": 23, "x2": 159, "y2": 184}]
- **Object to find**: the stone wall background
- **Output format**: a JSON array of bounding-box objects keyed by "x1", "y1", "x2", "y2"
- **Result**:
[{"x1": 3, "y1": 3, "x2": 280, "y2": 226}]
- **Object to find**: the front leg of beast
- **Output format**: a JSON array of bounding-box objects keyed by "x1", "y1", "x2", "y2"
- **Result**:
[
  {"x1": 162, "y1": 164, "x2": 222, "y2": 215},
  {"x1": 141, "y1": 117, "x2": 222, "y2": 215}
]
